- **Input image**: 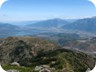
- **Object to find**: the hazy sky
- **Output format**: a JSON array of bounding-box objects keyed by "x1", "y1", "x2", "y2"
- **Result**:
[{"x1": 0, "y1": 0, "x2": 96, "y2": 22}]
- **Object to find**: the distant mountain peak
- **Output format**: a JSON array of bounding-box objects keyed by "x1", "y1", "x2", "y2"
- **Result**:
[{"x1": 27, "y1": 18, "x2": 69, "y2": 28}]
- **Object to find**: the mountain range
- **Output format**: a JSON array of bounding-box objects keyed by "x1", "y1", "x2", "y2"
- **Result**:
[
  {"x1": 27, "y1": 18, "x2": 69, "y2": 28},
  {"x1": 0, "y1": 23, "x2": 19, "y2": 38},
  {"x1": 0, "y1": 16, "x2": 96, "y2": 37},
  {"x1": 63, "y1": 17, "x2": 96, "y2": 33},
  {"x1": 24, "y1": 17, "x2": 96, "y2": 34}
]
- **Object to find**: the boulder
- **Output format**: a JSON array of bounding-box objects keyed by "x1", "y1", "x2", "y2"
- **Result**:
[
  {"x1": 10, "y1": 62, "x2": 20, "y2": 67},
  {"x1": 39, "y1": 68, "x2": 51, "y2": 72},
  {"x1": 34, "y1": 65, "x2": 52, "y2": 72},
  {"x1": 7, "y1": 70, "x2": 19, "y2": 72},
  {"x1": 34, "y1": 66, "x2": 43, "y2": 71}
]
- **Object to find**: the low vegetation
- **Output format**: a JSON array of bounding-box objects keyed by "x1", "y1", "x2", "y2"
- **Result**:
[{"x1": 0, "y1": 36, "x2": 95, "y2": 72}]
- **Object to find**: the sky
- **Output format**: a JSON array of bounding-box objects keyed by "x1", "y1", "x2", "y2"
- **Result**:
[{"x1": 0, "y1": 0, "x2": 96, "y2": 22}]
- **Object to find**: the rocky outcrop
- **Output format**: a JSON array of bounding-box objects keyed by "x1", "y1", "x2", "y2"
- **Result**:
[{"x1": 0, "y1": 37, "x2": 59, "y2": 66}]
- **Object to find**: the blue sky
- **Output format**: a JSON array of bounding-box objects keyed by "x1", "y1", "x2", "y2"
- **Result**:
[{"x1": 0, "y1": 0, "x2": 96, "y2": 22}]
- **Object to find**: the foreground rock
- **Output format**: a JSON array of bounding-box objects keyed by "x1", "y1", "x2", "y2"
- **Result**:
[
  {"x1": 10, "y1": 62, "x2": 20, "y2": 67},
  {"x1": 34, "y1": 65, "x2": 51, "y2": 72},
  {"x1": 7, "y1": 70, "x2": 19, "y2": 72}
]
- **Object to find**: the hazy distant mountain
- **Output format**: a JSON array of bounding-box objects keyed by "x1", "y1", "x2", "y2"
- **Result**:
[
  {"x1": 10, "y1": 21, "x2": 39, "y2": 26},
  {"x1": 65, "y1": 19, "x2": 77, "y2": 23},
  {"x1": 0, "y1": 23, "x2": 18, "y2": 29},
  {"x1": 27, "y1": 18, "x2": 69, "y2": 28},
  {"x1": 0, "y1": 23, "x2": 19, "y2": 37},
  {"x1": 62, "y1": 17, "x2": 96, "y2": 33}
]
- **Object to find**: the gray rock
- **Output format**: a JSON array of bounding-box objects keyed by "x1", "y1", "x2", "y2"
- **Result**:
[
  {"x1": 39, "y1": 68, "x2": 51, "y2": 72},
  {"x1": 34, "y1": 66, "x2": 43, "y2": 71},
  {"x1": 34, "y1": 65, "x2": 51, "y2": 72},
  {"x1": 7, "y1": 70, "x2": 19, "y2": 72},
  {"x1": 10, "y1": 62, "x2": 20, "y2": 67}
]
